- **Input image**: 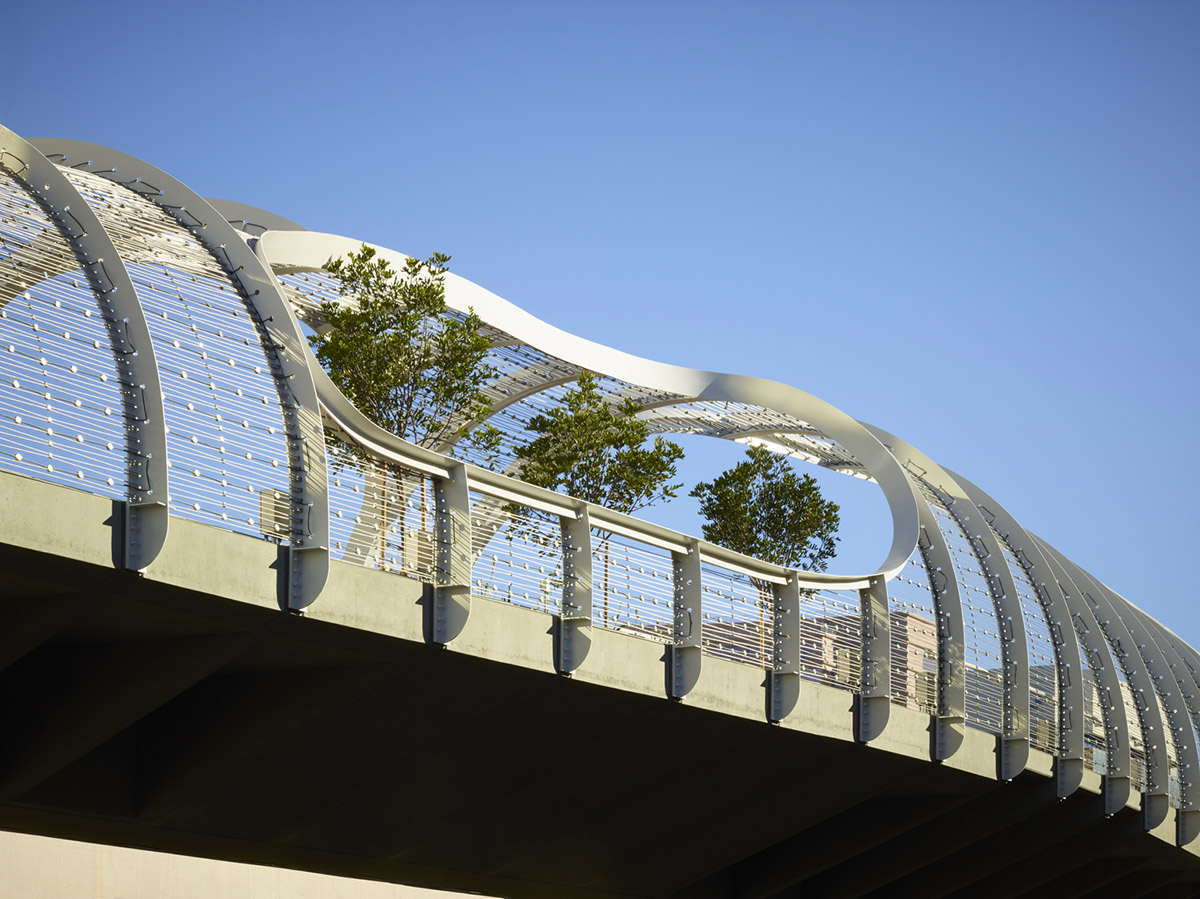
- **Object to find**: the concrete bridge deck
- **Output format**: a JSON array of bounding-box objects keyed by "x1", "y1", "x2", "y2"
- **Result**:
[{"x1": 3, "y1": 470, "x2": 1198, "y2": 899}]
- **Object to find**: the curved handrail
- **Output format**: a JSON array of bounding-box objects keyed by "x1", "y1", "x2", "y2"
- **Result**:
[{"x1": 259, "y1": 229, "x2": 920, "y2": 590}]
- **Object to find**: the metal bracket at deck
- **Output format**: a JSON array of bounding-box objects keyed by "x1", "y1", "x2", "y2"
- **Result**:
[
  {"x1": 433, "y1": 462, "x2": 472, "y2": 645},
  {"x1": 769, "y1": 577, "x2": 800, "y2": 723},
  {"x1": 669, "y1": 539, "x2": 702, "y2": 700},
  {"x1": 557, "y1": 506, "x2": 592, "y2": 675},
  {"x1": 857, "y1": 576, "x2": 891, "y2": 742}
]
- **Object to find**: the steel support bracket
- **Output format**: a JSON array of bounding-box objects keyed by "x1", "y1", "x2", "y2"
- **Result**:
[
  {"x1": 287, "y1": 543, "x2": 330, "y2": 612},
  {"x1": 1143, "y1": 792, "x2": 1170, "y2": 832},
  {"x1": 769, "y1": 576, "x2": 801, "y2": 723},
  {"x1": 936, "y1": 714, "x2": 966, "y2": 761},
  {"x1": 1104, "y1": 774, "x2": 1131, "y2": 817},
  {"x1": 669, "y1": 539, "x2": 702, "y2": 700},
  {"x1": 1178, "y1": 809, "x2": 1200, "y2": 847},
  {"x1": 999, "y1": 735, "x2": 1030, "y2": 782},
  {"x1": 433, "y1": 462, "x2": 472, "y2": 645},
  {"x1": 124, "y1": 499, "x2": 168, "y2": 572},
  {"x1": 857, "y1": 576, "x2": 891, "y2": 742},
  {"x1": 1055, "y1": 755, "x2": 1084, "y2": 798},
  {"x1": 557, "y1": 506, "x2": 593, "y2": 675}
]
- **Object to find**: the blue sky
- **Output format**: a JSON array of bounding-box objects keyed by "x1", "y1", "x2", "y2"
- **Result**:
[{"x1": 8, "y1": 0, "x2": 1198, "y2": 641}]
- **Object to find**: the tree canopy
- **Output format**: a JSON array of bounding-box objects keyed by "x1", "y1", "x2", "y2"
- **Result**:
[
  {"x1": 514, "y1": 372, "x2": 684, "y2": 515},
  {"x1": 309, "y1": 245, "x2": 500, "y2": 460},
  {"x1": 690, "y1": 444, "x2": 839, "y2": 579}
]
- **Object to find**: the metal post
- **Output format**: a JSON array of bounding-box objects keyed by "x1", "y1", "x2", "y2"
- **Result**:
[
  {"x1": 938, "y1": 485, "x2": 1030, "y2": 780},
  {"x1": 558, "y1": 506, "x2": 592, "y2": 675},
  {"x1": 769, "y1": 576, "x2": 801, "y2": 723},
  {"x1": 1050, "y1": 548, "x2": 1174, "y2": 831},
  {"x1": 857, "y1": 575, "x2": 891, "y2": 742},
  {"x1": 895, "y1": 456, "x2": 1031, "y2": 778},
  {"x1": 434, "y1": 461, "x2": 472, "y2": 645},
  {"x1": 1137, "y1": 611, "x2": 1200, "y2": 844},
  {"x1": 669, "y1": 539, "x2": 702, "y2": 700},
  {"x1": 916, "y1": 503, "x2": 966, "y2": 761}
]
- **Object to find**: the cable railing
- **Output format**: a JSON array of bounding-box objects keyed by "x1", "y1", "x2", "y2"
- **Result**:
[
  {"x1": 589, "y1": 529, "x2": 675, "y2": 641},
  {"x1": 700, "y1": 562, "x2": 774, "y2": 669},
  {"x1": 471, "y1": 494, "x2": 563, "y2": 615},
  {"x1": 798, "y1": 588, "x2": 863, "y2": 692}
]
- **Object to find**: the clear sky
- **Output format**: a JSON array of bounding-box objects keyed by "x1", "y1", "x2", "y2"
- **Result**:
[{"x1": 8, "y1": 1, "x2": 1198, "y2": 642}]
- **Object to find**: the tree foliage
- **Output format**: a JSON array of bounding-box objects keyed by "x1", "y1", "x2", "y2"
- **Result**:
[
  {"x1": 690, "y1": 444, "x2": 840, "y2": 581},
  {"x1": 309, "y1": 245, "x2": 501, "y2": 459},
  {"x1": 514, "y1": 372, "x2": 684, "y2": 515}
]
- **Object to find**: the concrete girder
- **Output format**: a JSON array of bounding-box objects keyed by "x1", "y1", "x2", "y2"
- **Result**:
[{"x1": 0, "y1": 614, "x2": 296, "y2": 803}]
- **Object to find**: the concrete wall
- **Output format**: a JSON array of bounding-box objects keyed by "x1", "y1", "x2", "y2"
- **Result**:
[{"x1": 0, "y1": 830, "x2": 492, "y2": 899}]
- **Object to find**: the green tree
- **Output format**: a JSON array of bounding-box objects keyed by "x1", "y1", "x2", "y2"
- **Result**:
[
  {"x1": 514, "y1": 371, "x2": 684, "y2": 514},
  {"x1": 513, "y1": 371, "x2": 685, "y2": 623},
  {"x1": 690, "y1": 443, "x2": 840, "y2": 578},
  {"x1": 690, "y1": 444, "x2": 839, "y2": 661},
  {"x1": 310, "y1": 245, "x2": 501, "y2": 570},
  {"x1": 310, "y1": 245, "x2": 501, "y2": 458}
]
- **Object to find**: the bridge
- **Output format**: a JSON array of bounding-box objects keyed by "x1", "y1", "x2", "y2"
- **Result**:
[{"x1": 1, "y1": 122, "x2": 1199, "y2": 897}]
